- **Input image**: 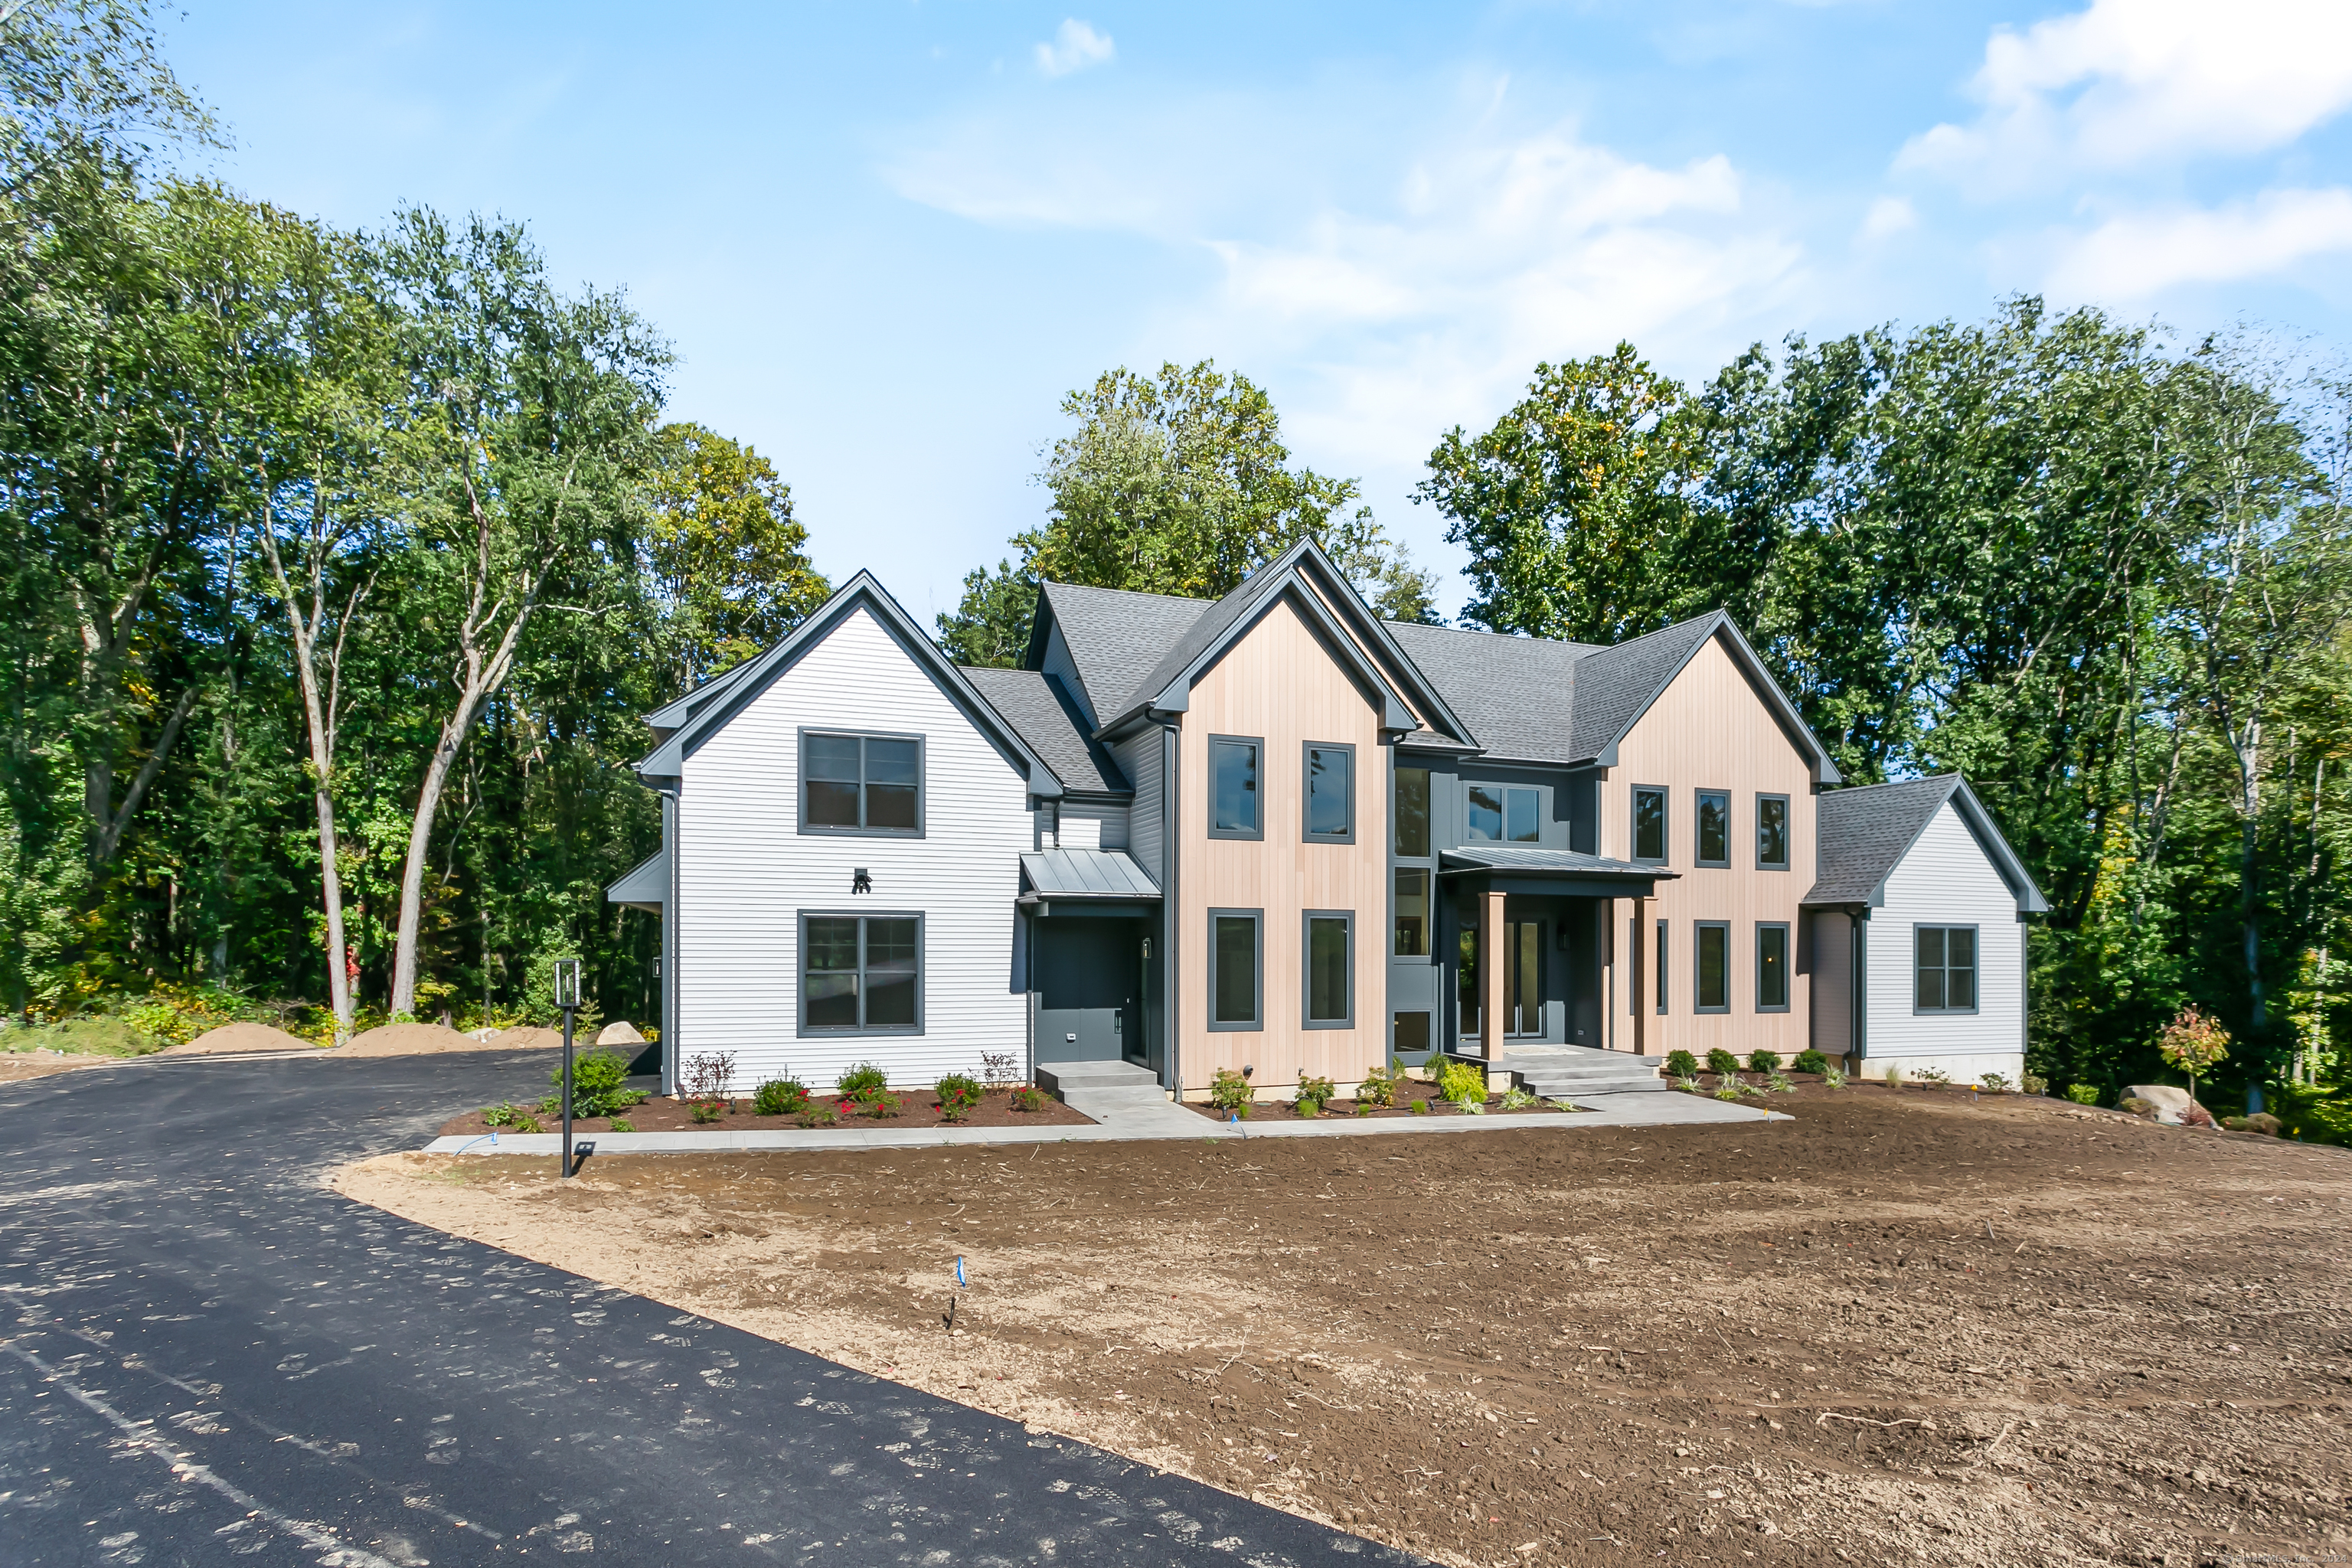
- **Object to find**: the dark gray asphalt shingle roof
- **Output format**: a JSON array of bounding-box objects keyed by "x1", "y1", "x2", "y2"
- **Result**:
[
  {"x1": 962, "y1": 668, "x2": 1129, "y2": 795},
  {"x1": 1804, "y1": 775, "x2": 1962, "y2": 905},
  {"x1": 1037, "y1": 581, "x2": 1209, "y2": 725},
  {"x1": 1100, "y1": 559, "x2": 1298, "y2": 725},
  {"x1": 1384, "y1": 622, "x2": 1596, "y2": 763},
  {"x1": 1563, "y1": 613, "x2": 1726, "y2": 763}
]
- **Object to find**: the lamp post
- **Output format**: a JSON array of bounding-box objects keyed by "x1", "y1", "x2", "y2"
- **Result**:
[{"x1": 554, "y1": 959, "x2": 581, "y2": 1178}]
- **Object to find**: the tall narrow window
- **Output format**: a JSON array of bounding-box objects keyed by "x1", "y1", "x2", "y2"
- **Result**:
[
  {"x1": 1209, "y1": 737, "x2": 1263, "y2": 839},
  {"x1": 1632, "y1": 786, "x2": 1668, "y2": 864},
  {"x1": 1655, "y1": 920, "x2": 1669, "y2": 1014},
  {"x1": 802, "y1": 732, "x2": 923, "y2": 835},
  {"x1": 1756, "y1": 794, "x2": 1789, "y2": 870},
  {"x1": 1694, "y1": 921, "x2": 1730, "y2": 1013},
  {"x1": 1394, "y1": 768, "x2": 1430, "y2": 858},
  {"x1": 1914, "y1": 926, "x2": 1978, "y2": 1013},
  {"x1": 1304, "y1": 743, "x2": 1355, "y2": 841},
  {"x1": 1304, "y1": 911, "x2": 1353, "y2": 1027},
  {"x1": 1696, "y1": 790, "x2": 1730, "y2": 867},
  {"x1": 1209, "y1": 910, "x2": 1263, "y2": 1029},
  {"x1": 800, "y1": 913, "x2": 923, "y2": 1034},
  {"x1": 1393, "y1": 867, "x2": 1429, "y2": 956},
  {"x1": 1756, "y1": 923, "x2": 1789, "y2": 1011}
]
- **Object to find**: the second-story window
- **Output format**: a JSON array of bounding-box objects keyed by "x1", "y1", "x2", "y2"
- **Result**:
[
  {"x1": 1467, "y1": 784, "x2": 1540, "y2": 844},
  {"x1": 1305, "y1": 743, "x2": 1354, "y2": 841},
  {"x1": 1632, "y1": 786, "x2": 1668, "y2": 863},
  {"x1": 1696, "y1": 789, "x2": 1730, "y2": 867},
  {"x1": 1756, "y1": 793, "x2": 1789, "y2": 869},
  {"x1": 1210, "y1": 735, "x2": 1263, "y2": 839},
  {"x1": 802, "y1": 732, "x2": 922, "y2": 835},
  {"x1": 1395, "y1": 768, "x2": 1429, "y2": 858}
]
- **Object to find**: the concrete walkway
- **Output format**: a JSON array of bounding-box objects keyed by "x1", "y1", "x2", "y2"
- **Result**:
[{"x1": 422, "y1": 1087, "x2": 1783, "y2": 1155}]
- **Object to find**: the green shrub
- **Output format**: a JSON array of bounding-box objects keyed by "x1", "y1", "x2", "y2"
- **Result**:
[
  {"x1": 1208, "y1": 1067, "x2": 1253, "y2": 1117},
  {"x1": 1767, "y1": 1071, "x2": 1795, "y2": 1094},
  {"x1": 689, "y1": 1099, "x2": 725, "y2": 1125},
  {"x1": 1353, "y1": 1099, "x2": 1374, "y2": 1116},
  {"x1": 934, "y1": 1073, "x2": 983, "y2": 1122},
  {"x1": 2064, "y1": 1083, "x2": 2100, "y2": 1105},
  {"x1": 2021, "y1": 1073, "x2": 2049, "y2": 1096},
  {"x1": 1664, "y1": 1049, "x2": 1699, "y2": 1078},
  {"x1": 752, "y1": 1076, "x2": 809, "y2": 1116},
  {"x1": 1408, "y1": 1098, "x2": 1430, "y2": 1115},
  {"x1": 860, "y1": 1092, "x2": 902, "y2": 1120},
  {"x1": 1821, "y1": 1066, "x2": 1846, "y2": 1089},
  {"x1": 1499, "y1": 1086, "x2": 1540, "y2": 1112},
  {"x1": 797, "y1": 1103, "x2": 840, "y2": 1128},
  {"x1": 2118, "y1": 1096, "x2": 2156, "y2": 1119},
  {"x1": 1883, "y1": 1064, "x2": 1905, "y2": 1087},
  {"x1": 1706, "y1": 1048, "x2": 1742, "y2": 1078},
  {"x1": 1010, "y1": 1086, "x2": 1051, "y2": 1112},
  {"x1": 1747, "y1": 1050, "x2": 1782, "y2": 1074},
  {"x1": 1435, "y1": 1057, "x2": 1488, "y2": 1108},
  {"x1": 8, "y1": 1015, "x2": 167, "y2": 1057},
  {"x1": 551, "y1": 1050, "x2": 646, "y2": 1119},
  {"x1": 482, "y1": 1102, "x2": 542, "y2": 1132},
  {"x1": 1977, "y1": 1072, "x2": 2011, "y2": 1093},
  {"x1": 1713, "y1": 1079, "x2": 1751, "y2": 1102},
  {"x1": 1357, "y1": 1063, "x2": 1398, "y2": 1108},
  {"x1": 1914, "y1": 1067, "x2": 1950, "y2": 1087},
  {"x1": 608, "y1": 1117, "x2": 635, "y2": 1132},
  {"x1": 836, "y1": 1061, "x2": 889, "y2": 1099},
  {"x1": 1791, "y1": 1049, "x2": 1828, "y2": 1076},
  {"x1": 1293, "y1": 1074, "x2": 1337, "y2": 1117},
  {"x1": 1671, "y1": 1073, "x2": 1701, "y2": 1093}
]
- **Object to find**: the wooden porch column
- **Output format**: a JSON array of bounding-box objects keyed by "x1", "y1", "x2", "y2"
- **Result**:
[
  {"x1": 1483, "y1": 889, "x2": 1508, "y2": 1060},
  {"x1": 1631, "y1": 895, "x2": 1648, "y2": 1056}
]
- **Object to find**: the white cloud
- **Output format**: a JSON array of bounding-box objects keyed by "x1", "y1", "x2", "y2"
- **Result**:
[
  {"x1": 1858, "y1": 195, "x2": 1916, "y2": 242},
  {"x1": 1034, "y1": 19, "x2": 1115, "y2": 79},
  {"x1": 2045, "y1": 187, "x2": 2352, "y2": 299},
  {"x1": 1900, "y1": 0, "x2": 2352, "y2": 189}
]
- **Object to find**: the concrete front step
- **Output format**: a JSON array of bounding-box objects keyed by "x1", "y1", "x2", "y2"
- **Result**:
[{"x1": 1036, "y1": 1060, "x2": 1160, "y2": 1098}]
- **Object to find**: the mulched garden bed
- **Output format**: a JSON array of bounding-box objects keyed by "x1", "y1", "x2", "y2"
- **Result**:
[
  {"x1": 1184, "y1": 1074, "x2": 1579, "y2": 1122},
  {"x1": 437, "y1": 1086, "x2": 1094, "y2": 1138}
]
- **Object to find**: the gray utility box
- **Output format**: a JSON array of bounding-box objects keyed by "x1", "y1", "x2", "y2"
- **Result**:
[{"x1": 1035, "y1": 1007, "x2": 1122, "y2": 1063}]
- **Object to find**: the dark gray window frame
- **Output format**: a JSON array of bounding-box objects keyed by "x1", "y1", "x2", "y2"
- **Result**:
[
  {"x1": 1755, "y1": 921, "x2": 1791, "y2": 1012},
  {"x1": 1302, "y1": 740, "x2": 1357, "y2": 844},
  {"x1": 796, "y1": 910, "x2": 926, "y2": 1036},
  {"x1": 1913, "y1": 923, "x2": 1981, "y2": 1014},
  {"x1": 1631, "y1": 785, "x2": 1669, "y2": 865},
  {"x1": 1694, "y1": 920, "x2": 1731, "y2": 1014},
  {"x1": 797, "y1": 728, "x2": 926, "y2": 838},
  {"x1": 1465, "y1": 780, "x2": 1543, "y2": 844},
  {"x1": 1393, "y1": 866, "x2": 1430, "y2": 957},
  {"x1": 1207, "y1": 734, "x2": 1266, "y2": 841},
  {"x1": 1207, "y1": 906, "x2": 1265, "y2": 1031},
  {"x1": 1392, "y1": 1009, "x2": 1432, "y2": 1055},
  {"x1": 1754, "y1": 792, "x2": 1790, "y2": 871},
  {"x1": 1694, "y1": 789, "x2": 1731, "y2": 868},
  {"x1": 1655, "y1": 918, "x2": 1669, "y2": 1014},
  {"x1": 1393, "y1": 766, "x2": 1432, "y2": 858},
  {"x1": 1302, "y1": 908, "x2": 1354, "y2": 1029}
]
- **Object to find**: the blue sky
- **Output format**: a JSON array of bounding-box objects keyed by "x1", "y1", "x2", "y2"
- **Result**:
[{"x1": 171, "y1": 1, "x2": 2352, "y2": 626}]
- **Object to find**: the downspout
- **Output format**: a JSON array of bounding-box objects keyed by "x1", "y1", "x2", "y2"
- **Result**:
[
  {"x1": 658, "y1": 786, "x2": 681, "y2": 1099},
  {"x1": 1161, "y1": 721, "x2": 1181, "y2": 1100},
  {"x1": 1850, "y1": 907, "x2": 1868, "y2": 1063}
]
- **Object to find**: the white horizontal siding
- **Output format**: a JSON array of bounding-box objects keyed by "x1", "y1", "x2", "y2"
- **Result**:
[
  {"x1": 1058, "y1": 802, "x2": 1125, "y2": 851},
  {"x1": 1811, "y1": 910, "x2": 1851, "y2": 1054},
  {"x1": 1865, "y1": 802, "x2": 2024, "y2": 1060},
  {"x1": 676, "y1": 606, "x2": 1031, "y2": 1093},
  {"x1": 1116, "y1": 729, "x2": 1164, "y2": 885}
]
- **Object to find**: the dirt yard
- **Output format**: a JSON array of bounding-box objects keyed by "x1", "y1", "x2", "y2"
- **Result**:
[{"x1": 340, "y1": 1086, "x2": 2352, "y2": 1567}]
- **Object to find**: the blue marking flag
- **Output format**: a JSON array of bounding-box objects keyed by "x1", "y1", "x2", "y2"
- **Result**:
[{"x1": 956, "y1": 1256, "x2": 968, "y2": 1288}]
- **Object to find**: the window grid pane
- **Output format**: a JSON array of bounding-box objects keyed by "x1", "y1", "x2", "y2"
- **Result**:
[
  {"x1": 864, "y1": 917, "x2": 920, "y2": 1027},
  {"x1": 1757, "y1": 796, "x2": 1788, "y2": 868},
  {"x1": 1393, "y1": 1010, "x2": 1431, "y2": 1053},
  {"x1": 1393, "y1": 867, "x2": 1429, "y2": 956},
  {"x1": 1655, "y1": 920, "x2": 1668, "y2": 1013},
  {"x1": 1213, "y1": 742, "x2": 1259, "y2": 834},
  {"x1": 1307, "y1": 746, "x2": 1351, "y2": 838},
  {"x1": 1697, "y1": 923, "x2": 1728, "y2": 1011},
  {"x1": 1697, "y1": 792, "x2": 1730, "y2": 865},
  {"x1": 1505, "y1": 787, "x2": 1540, "y2": 843},
  {"x1": 1466, "y1": 786, "x2": 1503, "y2": 841},
  {"x1": 1758, "y1": 925, "x2": 1788, "y2": 1009},
  {"x1": 1214, "y1": 916, "x2": 1258, "y2": 1023},
  {"x1": 805, "y1": 917, "x2": 861, "y2": 1027},
  {"x1": 1308, "y1": 916, "x2": 1349, "y2": 1021},
  {"x1": 1634, "y1": 789, "x2": 1666, "y2": 861}
]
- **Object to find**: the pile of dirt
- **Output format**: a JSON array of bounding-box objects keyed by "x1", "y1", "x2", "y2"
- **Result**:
[
  {"x1": 343, "y1": 1086, "x2": 2352, "y2": 1567},
  {"x1": 164, "y1": 1021, "x2": 318, "y2": 1055},
  {"x1": 340, "y1": 1021, "x2": 516, "y2": 1057},
  {"x1": 485, "y1": 1025, "x2": 566, "y2": 1050}
]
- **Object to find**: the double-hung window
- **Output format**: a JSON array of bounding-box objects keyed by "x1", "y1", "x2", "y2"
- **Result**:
[
  {"x1": 1756, "y1": 794, "x2": 1789, "y2": 870},
  {"x1": 800, "y1": 913, "x2": 922, "y2": 1033},
  {"x1": 1304, "y1": 743, "x2": 1355, "y2": 841},
  {"x1": 1209, "y1": 736, "x2": 1263, "y2": 839},
  {"x1": 1632, "y1": 786, "x2": 1668, "y2": 864},
  {"x1": 1695, "y1": 789, "x2": 1730, "y2": 867},
  {"x1": 1304, "y1": 910, "x2": 1353, "y2": 1027},
  {"x1": 1466, "y1": 783, "x2": 1542, "y2": 844},
  {"x1": 1694, "y1": 920, "x2": 1730, "y2": 1013},
  {"x1": 802, "y1": 732, "x2": 922, "y2": 835},
  {"x1": 1756, "y1": 923, "x2": 1790, "y2": 1011},
  {"x1": 1915, "y1": 926, "x2": 1978, "y2": 1012},
  {"x1": 1209, "y1": 909, "x2": 1263, "y2": 1030}
]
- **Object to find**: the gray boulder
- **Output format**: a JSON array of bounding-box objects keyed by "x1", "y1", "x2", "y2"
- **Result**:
[
  {"x1": 595, "y1": 1020, "x2": 646, "y2": 1047},
  {"x1": 2124, "y1": 1084, "x2": 2205, "y2": 1125}
]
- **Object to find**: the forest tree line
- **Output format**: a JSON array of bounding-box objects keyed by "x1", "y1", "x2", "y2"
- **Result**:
[{"x1": 7, "y1": 4, "x2": 2350, "y2": 1129}]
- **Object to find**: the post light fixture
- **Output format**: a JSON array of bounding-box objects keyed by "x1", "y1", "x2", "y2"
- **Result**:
[{"x1": 553, "y1": 958, "x2": 581, "y2": 1011}]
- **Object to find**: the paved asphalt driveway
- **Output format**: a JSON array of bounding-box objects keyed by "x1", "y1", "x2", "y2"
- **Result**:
[{"x1": 0, "y1": 1050, "x2": 1412, "y2": 1566}]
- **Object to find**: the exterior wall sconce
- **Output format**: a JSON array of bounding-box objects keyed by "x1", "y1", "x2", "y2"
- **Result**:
[{"x1": 852, "y1": 867, "x2": 871, "y2": 894}]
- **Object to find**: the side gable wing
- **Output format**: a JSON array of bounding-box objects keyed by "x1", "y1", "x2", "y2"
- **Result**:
[{"x1": 1572, "y1": 612, "x2": 1841, "y2": 785}]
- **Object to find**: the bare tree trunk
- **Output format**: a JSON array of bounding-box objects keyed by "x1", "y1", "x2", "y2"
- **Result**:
[
  {"x1": 2237, "y1": 713, "x2": 2265, "y2": 1031},
  {"x1": 91, "y1": 684, "x2": 196, "y2": 865}
]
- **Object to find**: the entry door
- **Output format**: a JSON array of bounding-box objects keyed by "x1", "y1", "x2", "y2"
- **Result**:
[{"x1": 1506, "y1": 920, "x2": 1544, "y2": 1037}]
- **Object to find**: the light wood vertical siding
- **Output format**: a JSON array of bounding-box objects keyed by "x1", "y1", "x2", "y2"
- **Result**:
[
  {"x1": 675, "y1": 605, "x2": 1031, "y2": 1093},
  {"x1": 1177, "y1": 593, "x2": 1387, "y2": 1094},
  {"x1": 1864, "y1": 802, "x2": 2024, "y2": 1065},
  {"x1": 1605, "y1": 633, "x2": 1817, "y2": 1058},
  {"x1": 1115, "y1": 730, "x2": 1164, "y2": 884}
]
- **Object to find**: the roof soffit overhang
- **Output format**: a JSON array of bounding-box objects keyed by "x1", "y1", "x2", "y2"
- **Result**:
[
  {"x1": 634, "y1": 573, "x2": 1065, "y2": 799},
  {"x1": 1577, "y1": 615, "x2": 1843, "y2": 786}
]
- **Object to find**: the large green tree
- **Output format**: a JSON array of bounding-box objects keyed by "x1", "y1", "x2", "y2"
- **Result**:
[
  {"x1": 939, "y1": 361, "x2": 1436, "y2": 665},
  {"x1": 644, "y1": 421, "x2": 828, "y2": 688}
]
